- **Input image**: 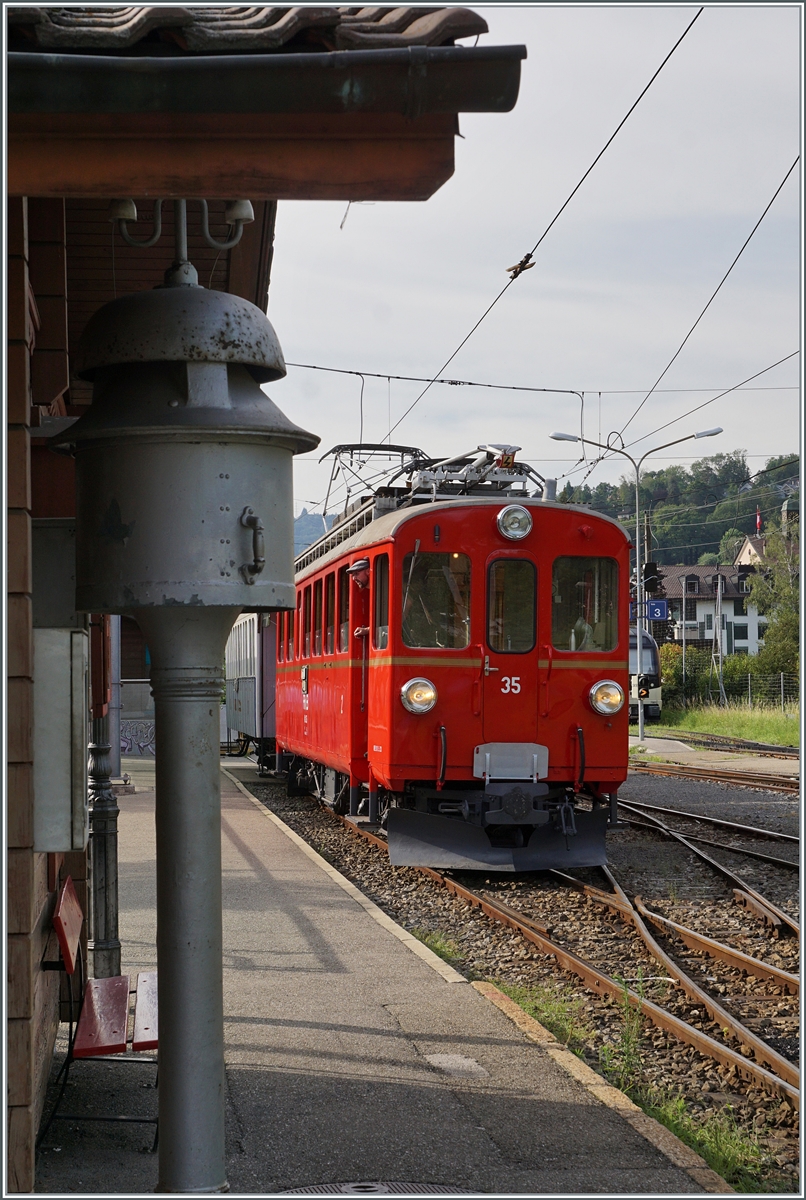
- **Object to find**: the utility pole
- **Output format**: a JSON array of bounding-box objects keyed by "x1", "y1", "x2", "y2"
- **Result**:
[{"x1": 550, "y1": 426, "x2": 723, "y2": 742}]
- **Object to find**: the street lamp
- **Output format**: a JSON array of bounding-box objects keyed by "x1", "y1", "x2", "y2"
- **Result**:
[{"x1": 550, "y1": 427, "x2": 722, "y2": 740}]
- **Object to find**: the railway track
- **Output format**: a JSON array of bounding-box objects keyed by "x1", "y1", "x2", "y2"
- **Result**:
[
  {"x1": 628, "y1": 761, "x2": 799, "y2": 792},
  {"x1": 616, "y1": 801, "x2": 800, "y2": 938},
  {"x1": 643, "y1": 730, "x2": 800, "y2": 759},
  {"x1": 244, "y1": 772, "x2": 800, "y2": 1184},
  {"x1": 318, "y1": 805, "x2": 800, "y2": 1108}
]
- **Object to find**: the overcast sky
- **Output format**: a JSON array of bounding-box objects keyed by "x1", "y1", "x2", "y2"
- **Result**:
[{"x1": 263, "y1": 4, "x2": 801, "y2": 517}]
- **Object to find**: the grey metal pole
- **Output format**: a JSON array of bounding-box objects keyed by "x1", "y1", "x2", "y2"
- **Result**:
[
  {"x1": 678, "y1": 575, "x2": 687, "y2": 708},
  {"x1": 109, "y1": 614, "x2": 122, "y2": 778},
  {"x1": 136, "y1": 606, "x2": 239, "y2": 1195},
  {"x1": 635, "y1": 467, "x2": 645, "y2": 741},
  {"x1": 87, "y1": 715, "x2": 121, "y2": 978}
]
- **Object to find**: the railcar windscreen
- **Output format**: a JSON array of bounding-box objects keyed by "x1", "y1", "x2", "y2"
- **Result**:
[
  {"x1": 552, "y1": 556, "x2": 618, "y2": 652},
  {"x1": 487, "y1": 559, "x2": 536, "y2": 652},
  {"x1": 401, "y1": 552, "x2": 471, "y2": 649}
]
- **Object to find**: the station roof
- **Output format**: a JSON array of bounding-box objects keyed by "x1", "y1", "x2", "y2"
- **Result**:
[{"x1": 8, "y1": 6, "x2": 525, "y2": 200}]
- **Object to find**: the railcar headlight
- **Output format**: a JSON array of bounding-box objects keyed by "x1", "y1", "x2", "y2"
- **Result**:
[
  {"x1": 589, "y1": 680, "x2": 625, "y2": 715},
  {"x1": 496, "y1": 504, "x2": 533, "y2": 540},
  {"x1": 400, "y1": 677, "x2": 437, "y2": 714}
]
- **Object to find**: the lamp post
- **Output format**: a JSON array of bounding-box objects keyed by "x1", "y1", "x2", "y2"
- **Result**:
[
  {"x1": 677, "y1": 574, "x2": 688, "y2": 705},
  {"x1": 63, "y1": 201, "x2": 319, "y2": 1192},
  {"x1": 550, "y1": 427, "x2": 722, "y2": 740}
]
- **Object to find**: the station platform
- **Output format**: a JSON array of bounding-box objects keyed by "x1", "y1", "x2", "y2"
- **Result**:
[{"x1": 35, "y1": 757, "x2": 728, "y2": 1195}]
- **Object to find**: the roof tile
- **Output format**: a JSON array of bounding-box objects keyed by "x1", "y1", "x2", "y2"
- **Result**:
[{"x1": 8, "y1": 4, "x2": 488, "y2": 53}]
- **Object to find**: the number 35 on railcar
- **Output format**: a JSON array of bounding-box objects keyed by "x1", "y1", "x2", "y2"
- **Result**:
[{"x1": 275, "y1": 445, "x2": 631, "y2": 872}]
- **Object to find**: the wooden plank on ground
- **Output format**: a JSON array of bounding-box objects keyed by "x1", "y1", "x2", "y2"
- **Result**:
[{"x1": 132, "y1": 972, "x2": 158, "y2": 1052}]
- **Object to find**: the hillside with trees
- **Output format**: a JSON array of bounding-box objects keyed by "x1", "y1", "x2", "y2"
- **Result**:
[{"x1": 557, "y1": 451, "x2": 798, "y2": 566}]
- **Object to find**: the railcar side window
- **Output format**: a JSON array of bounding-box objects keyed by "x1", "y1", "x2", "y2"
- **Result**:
[
  {"x1": 373, "y1": 555, "x2": 389, "y2": 650},
  {"x1": 552, "y1": 557, "x2": 618, "y2": 652},
  {"x1": 303, "y1": 587, "x2": 312, "y2": 658},
  {"x1": 401, "y1": 552, "x2": 471, "y2": 649},
  {"x1": 286, "y1": 608, "x2": 294, "y2": 661},
  {"x1": 325, "y1": 573, "x2": 335, "y2": 655},
  {"x1": 487, "y1": 559, "x2": 536, "y2": 653},
  {"x1": 338, "y1": 568, "x2": 349, "y2": 652},
  {"x1": 277, "y1": 613, "x2": 284, "y2": 663},
  {"x1": 313, "y1": 580, "x2": 323, "y2": 655}
]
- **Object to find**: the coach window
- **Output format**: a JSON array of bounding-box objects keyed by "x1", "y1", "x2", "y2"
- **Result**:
[
  {"x1": 401, "y1": 552, "x2": 471, "y2": 649},
  {"x1": 373, "y1": 555, "x2": 389, "y2": 650},
  {"x1": 338, "y1": 568, "x2": 350, "y2": 652},
  {"x1": 303, "y1": 586, "x2": 312, "y2": 657},
  {"x1": 286, "y1": 608, "x2": 295, "y2": 661},
  {"x1": 325, "y1": 573, "x2": 336, "y2": 655},
  {"x1": 552, "y1": 557, "x2": 618, "y2": 652},
  {"x1": 313, "y1": 579, "x2": 323, "y2": 655},
  {"x1": 277, "y1": 613, "x2": 285, "y2": 663},
  {"x1": 487, "y1": 559, "x2": 536, "y2": 653}
]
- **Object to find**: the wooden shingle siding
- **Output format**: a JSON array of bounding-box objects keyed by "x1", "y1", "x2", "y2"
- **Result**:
[{"x1": 6, "y1": 196, "x2": 63, "y2": 1195}]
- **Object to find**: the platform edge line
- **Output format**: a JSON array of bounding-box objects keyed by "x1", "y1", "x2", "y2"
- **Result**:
[
  {"x1": 220, "y1": 767, "x2": 467, "y2": 986},
  {"x1": 472, "y1": 981, "x2": 734, "y2": 1194}
]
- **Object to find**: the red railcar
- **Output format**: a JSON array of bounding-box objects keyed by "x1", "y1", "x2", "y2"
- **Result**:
[{"x1": 276, "y1": 446, "x2": 631, "y2": 871}]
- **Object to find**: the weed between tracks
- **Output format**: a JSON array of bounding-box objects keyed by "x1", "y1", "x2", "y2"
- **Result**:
[
  {"x1": 410, "y1": 928, "x2": 462, "y2": 966},
  {"x1": 489, "y1": 979, "x2": 591, "y2": 1056},
  {"x1": 640, "y1": 1095, "x2": 782, "y2": 1193}
]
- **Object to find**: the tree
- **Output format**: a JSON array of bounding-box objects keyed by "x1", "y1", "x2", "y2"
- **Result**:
[
  {"x1": 748, "y1": 526, "x2": 799, "y2": 674},
  {"x1": 718, "y1": 527, "x2": 745, "y2": 563}
]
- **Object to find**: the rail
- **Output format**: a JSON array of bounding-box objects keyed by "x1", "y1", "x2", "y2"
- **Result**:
[{"x1": 628, "y1": 761, "x2": 799, "y2": 792}]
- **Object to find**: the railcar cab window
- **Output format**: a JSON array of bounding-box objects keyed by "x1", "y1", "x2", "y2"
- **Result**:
[
  {"x1": 401, "y1": 552, "x2": 471, "y2": 649},
  {"x1": 338, "y1": 568, "x2": 349, "y2": 652},
  {"x1": 552, "y1": 557, "x2": 618, "y2": 652},
  {"x1": 303, "y1": 586, "x2": 312, "y2": 658},
  {"x1": 488, "y1": 559, "x2": 536, "y2": 653},
  {"x1": 373, "y1": 554, "x2": 389, "y2": 650},
  {"x1": 325, "y1": 573, "x2": 335, "y2": 655},
  {"x1": 313, "y1": 579, "x2": 323, "y2": 655}
]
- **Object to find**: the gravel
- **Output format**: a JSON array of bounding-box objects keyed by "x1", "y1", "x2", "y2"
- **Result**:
[
  {"x1": 249, "y1": 777, "x2": 800, "y2": 1188},
  {"x1": 620, "y1": 774, "x2": 800, "y2": 838}
]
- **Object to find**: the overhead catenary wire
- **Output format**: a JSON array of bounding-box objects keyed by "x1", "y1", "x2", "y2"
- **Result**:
[
  {"x1": 627, "y1": 351, "x2": 800, "y2": 448},
  {"x1": 374, "y1": 6, "x2": 705, "y2": 438},
  {"x1": 562, "y1": 351, "x2": 800, "y2": 485},
  {"x1": 617, "y1": 158, "x2": 800, "y2": 441},
  {"x1": 285, "y1": 360, "x2": 799, "y2": 399}
]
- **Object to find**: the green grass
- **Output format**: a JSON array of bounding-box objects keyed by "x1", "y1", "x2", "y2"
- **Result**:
[
  {"x1": 633, "y1": 703, "x2": 800, "y2": 747},
  {"x1": 598, "y1": 978, "x2": 646, "y2": 1094},
  {"x1": 639, "y1": 1094, "x2": 788, "y2": 1192},
  {"x1": 410, "y1": 928, "x2": 462, "y2": 966},
  {"x1": 493, "y1": 979, "x2": 592, "y2": 1055}
]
